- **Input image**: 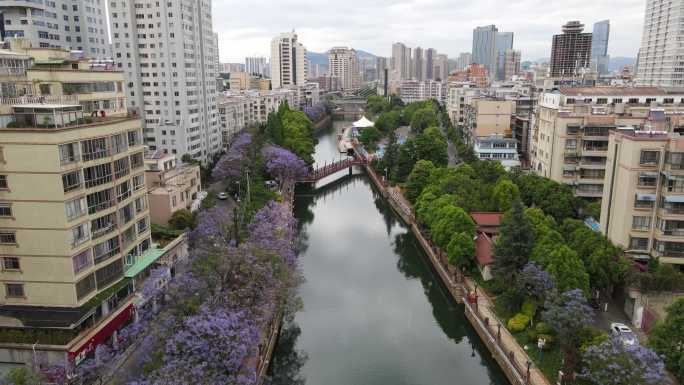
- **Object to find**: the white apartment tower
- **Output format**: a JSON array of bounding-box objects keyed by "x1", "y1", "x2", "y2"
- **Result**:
[
  {"x1": 270, "y1": 32, "x2": 307, "y2": 89},
  {"x1": 109, "y1": 0, "x2": 221, "y2": 164},
  {"x1": 0, "y1": 0, "x2": 109, "y2": 57},
  {"x1": 329, "y1": 47, "x2": 360, "y2": 93},
  {"x1": 636, "y1": 0, "x2": 684, "y2": 87}
]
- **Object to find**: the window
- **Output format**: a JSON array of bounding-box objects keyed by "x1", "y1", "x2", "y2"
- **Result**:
[
  {"x1": 81, "y1": 137, "x2": 109, "y2": 161},
  {"x1": 565, "y1": 139, "x2": 577, "y2": 150},
  {"x1": 84, "y1": 163, "x2": 113, "y2": 188},
  {"x1": 62, "y1": 170, "x2": 82, "y2": 192},
  {"x1": 76, "y1": 273, "x2": 96, "y2": 300},
  {"x1": 132, "y1": 174, "x2": 144, "y2": 191},
  {"x1": 5, "y1": 283, "x2": 24, "y2": 298},
  {"x1": 137, "y1": 217, "x2": 148, "y2": 234},
  {"x1": 72, "y1": 249, "x2": 92, "y2": 274},
  {"x1": 93, "y1": 236, "x2": 121, "y2": 264},
  {"x1": 0, "y1": 232, "x2": 17, "y2": 244},
  {"x1": 116, "y1": 180, "x2": 131, "y2": 201},
  {"x1": 65, "y1": 197, "x2": 87, "y2": 220},
  {"x1": 0, "y1": 204, "x2": 12, "y2": 217},
  {"x1": 113, "y1": 157, "x2": 130, "y2": 179},
  {"x1": 2, "y1": 257, "x2": 20, "y2": 271},
  {"x1": 39, "y1": 84, "x2": 51, "y2": 95},
  {"x1": 629, "y1": 237, "x2": 649, "y2": 251},
  {"x1": 638, "y1": 172, "x2": 658, "y2": 187},
  {"x1": 171, "y1": 196, "x2": 177, "y2": 207},
  {"x1": 632, "y1": 216, "x2": 652, "y2": 231},
  {"x1": 70, "y1": 222, "x2": 90, "y2": 247},
  {"x1": 130, "y1": 152, "x2": 144, "y2": 169},
  {"x1": 640, "y1": 151, "x2": 660, "y2": 166},
  {"x1": 134, "y1": 196, "x2": 146, "y2": 213},
  {"x1": 95, "y1": 258, "x2": 123, "y2": 288},
  {"x1": 58, "y1": 142, "x2": 80, "y2": 164},
  {"x1": 0, "y1": 175, "x2": 7, "y2": 189},
  {"x1": 87, "y1": 188, "x2": 115, "y2": 214}
]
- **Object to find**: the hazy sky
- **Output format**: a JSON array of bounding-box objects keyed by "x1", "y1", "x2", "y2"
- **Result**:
[{"x1": 214, "y1": 0, "x2": 645, "y2": 63}]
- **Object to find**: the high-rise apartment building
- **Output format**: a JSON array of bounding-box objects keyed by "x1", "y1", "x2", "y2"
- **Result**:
[
  {"x1": 591, "y1": 20, "x2": 610, "y2": 76},
  {"x1": 425, "y1": 48, "x2": 436, "y2": 80},
  {"x1": 495, "y1": 32, "x2": 514, "y2": 81},
  {"x1": 503, "y1": 49, "x2": 521, "y2": 80},
  {"x1": 110, "y1": 0, "x2": 221, "y2": 164},
  {"x1": 434, "y1": 54, "x2": 449, "y2": 81},
  {"x1": 550, "y1": 21, "x2": 593, "y2": 77},
  {"x1": 270, "y1": 32, "x2": 308, "y2": 89},
  {"x1": 456, "y1": 52, "x2": 472, "y2": 71},
  {"x1": 636, "y1": 0, "x2": 684, "y2": 86},
  {"x1": 245, "y1": 57, "x2": 268, "y2": 77},
  {"x1": 412, "y1": 47, "x2": 425, "y2": 81},
  {"x1": 0, "y1": 0, "x2": 109, "y2": 57},
  {"x1": 600, "y1": 128, "x2": 684, "y2": 266},
  {"x1": 472, "y1": 25, "x2": 498, "y2": 78},
  {"x1": 328, "y1": 47, "x2": 360, "y2": 93},
  {"x1": 391, "y1": 42, "x2": 411, "y2": 81}
]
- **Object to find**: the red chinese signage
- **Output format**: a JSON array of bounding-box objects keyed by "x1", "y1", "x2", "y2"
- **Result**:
[{"x1": 68, "y1": 304, "x2": 135, "y2": 365}]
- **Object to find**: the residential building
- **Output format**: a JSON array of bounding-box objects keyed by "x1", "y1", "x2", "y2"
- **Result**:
[
  {"x1": 376, "y1": 57, "x2": 388, "y2": 95},
  {"x1": 0, "y1": 103, "x2": 151, "y2": 366},
  {"x1": 425, "y1": 48, "x2": 436, "y2": 80},
  {"x1": 227, "y1": 72, "x2": 250, "y2": 90},
  {"x1": 109, "y1": 0, "x2": 221, "y2": 164},
  {"x1": 472, "y1": 25, "x2": 498, "y2": 78},
  {"x1": 550, "y1": 21, "x2": 593, "y2": 77},
  {"x1": 449, "y1": 63, "x2": 489, "y2": 88},
  {"x1": 531, "y1": 87, "x2": 684, "y2": 198},
  {"x1": 218, "y1": 89, "x2": 295, "y2": 130},
  {"x1": 600, "y1": 127, "x2": 684, "y2": 266},
  {"x1": 245, "y1": 57, "x2": 268, "y2": 77},
  {"x1": 328, "y1": 47, "x2": 360, "y2": 94},
  {"x1": 0, "y1": 0, "x2": 109, "y2": 57},
  {"x1": 456, "y1": 52, "x2": 472, "y2": 71},
  {"x1": 144, "y1": 151, "x2": 202, "y2": 225},
  {"x1": 412, "y1": 47, "x2": 425, "y2": 81},
  {"x1": 503, "y1": 49, "x2": 521, "y2": 81},
  {"x1": 397, "y1": 80, "x2": 447, "y2": 104},
  {"x1": 270, "y1": 32, "x2": 308, "y2": 89},
  {"x1": 495, "y1": 32, "x2": 514, "y2": 81},
  {"x1": 474, "y1": 134, "x2": 521, "y2": 169},
  {"x1": 219, "y1": 63, "x2": 245, "y2": 73},
  {"x1": 391, "y1": 42, "x2": 411, "y2": 81},
  {"x1": 446, "y1": 83, "x2": 482, "y2": 128},
  {"x1": 434, "y1": 54, "x2": 449, "y2": 81},
  {"x1": 216, "y1": 95, "x2": 245, "y2": 145},
  {"x1": 463, "y1": 98, "x2": 515, "y2": 144},
  {"x1": 591, "y1": 20, "x2": 610, "y2": 76},
  {"x1": 636, "y1": 0, "x2": 684, "y2": 86}
]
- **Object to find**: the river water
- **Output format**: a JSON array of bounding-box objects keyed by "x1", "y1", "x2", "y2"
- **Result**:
[{"x1": 269, "y1": 119, "x2": 510, "y2": 385}]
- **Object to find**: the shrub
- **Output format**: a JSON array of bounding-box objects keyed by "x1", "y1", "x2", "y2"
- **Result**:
[
  {"x1": 507, "y1": 313, "x2": 531, "y2": 332},
  {"x1": 535, "y1": 322, "x2": 553, "y2": 335},
  {"x1": 537, "y1": 334, "x2": 555, "y2": 348},
  {"x1": 527, "y1": 329, "x2": 539, "y2": 343},
  {"x1": 169, "y1": 209, "x2": 195, "y2": 230},
  {"x1": 521, "y1": 300, "x2": 538, "y2": 319}
]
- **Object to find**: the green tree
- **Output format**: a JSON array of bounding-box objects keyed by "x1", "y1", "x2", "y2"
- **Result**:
[
  {"x1": 395, "y1": 138, "x2": 417, "y2": 182},
  {"x1": 447, "y1": 232, "x2": 476, "y2": 271},
  {"x1": 415, "y1": 127, "x2": 448, "y2": 167},
  {"x1": 2, "y1": 367, "x2": 44, "y2": 385},
  {"x1": 281, "y1": 108, "x2": 316, "y2": 164},
  {"x1": 544, "y1": 245, "x2": 590, "y2": 294},
  {"x1": 383, "y1": 132, "x2": 400, "y2": 182},
  {"x1": 649, "y1": 298, "x2": 684, "y2": 382},
  {"x1": 374, "y1": 110, "x2": 401, "y2": 132},
  {"x1": 405, "y1": 160, "x2": 436, "y2": 202},
  {"x1": 492, "y1": 178, "x2": 520, "y2": 212},
  {"x1": 493, "y1": 199, "x2": 535, "y2": 281},
  {"x1": 359, "y1": 127, "x2": 382, "y2": 151},
  {"x1": 410, "y1": 107, "x2": 439, "y2": 133},
  {"x1": 169, "y1": 209, "x2": 195, "y2": 229},
  {"x1": 431, "y1": 205, "x2": 475, "y2": 248},
  {"x1": 366, "y1": 95, "x2": 390, "y2": 114}
]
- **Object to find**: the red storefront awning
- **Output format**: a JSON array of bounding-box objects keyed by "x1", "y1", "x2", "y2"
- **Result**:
[{"x1": 68, "y1": 303, "x2": 135, "y2": 365}]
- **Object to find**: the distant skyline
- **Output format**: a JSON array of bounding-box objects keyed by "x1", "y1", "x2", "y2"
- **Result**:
[{"x1": 214, "y1": 0, "x2": 645, "y2": 63}]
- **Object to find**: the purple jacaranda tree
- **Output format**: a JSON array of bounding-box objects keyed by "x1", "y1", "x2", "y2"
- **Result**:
[
  {"x1": 146, "y1": 306, "x2": 261, "y2": 385},
  {"x1": 579, "y1": 336, "x2": 665, "y2": 385},
  {"x1": 517, "y1": 262, "x2": 556, "y2": 302},
  {"x1": 190, "y1": 204, "x2": 233, "y2": 252},
  {"x1": 543, "y1": 289, "x2": 595, "y2": 382},
  {"x1": 262, "y1": 145, "x2": 309, "y2": 185},
  {"x1": 303, "y1": 103, "x2": 326, "y2": 122},
  {"x1": 248, "y1": 201, "x2": 299, "y2": 268},
  {"x1": 212, "y1": 132, "x2": 253, "y2": 180},
  {"x1": 73, "y1": 344, "x2": 114, "y2": 385}
]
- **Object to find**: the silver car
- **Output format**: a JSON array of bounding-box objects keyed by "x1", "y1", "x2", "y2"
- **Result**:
[{"x1": 610, "y1": 322, "x2": 638, "y2": 346}]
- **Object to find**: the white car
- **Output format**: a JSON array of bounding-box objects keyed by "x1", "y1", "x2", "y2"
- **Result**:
[
  {"x1": 217, "y1": 192, "x2": 228, "y2": 200},
  {"x1": 610, "y1": 322, "x2": 638, "y2": 346}
]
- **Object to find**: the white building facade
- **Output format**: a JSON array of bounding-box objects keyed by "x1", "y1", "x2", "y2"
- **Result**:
[
  {"x1": 328, "y1": 47, "x2": 360, "y2": 94},
  {"x1": 270, "y1": 32, "x2": 307, "y2": 89},
  {"x1": 109, "y1": 0, "x2": 221, "y2": 163},
  {"x1": 636, "y1": 0, "x2": 684, "y2": 87}
]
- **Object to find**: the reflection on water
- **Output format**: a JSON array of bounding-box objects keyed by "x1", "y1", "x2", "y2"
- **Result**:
[{"x1": 270, "y1": 119, "x2": 510, "y2": 385}]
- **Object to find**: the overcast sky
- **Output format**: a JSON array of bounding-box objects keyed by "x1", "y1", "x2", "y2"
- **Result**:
[{"x1": 214, "y1": 0, "x2": 645, "y2": 63}]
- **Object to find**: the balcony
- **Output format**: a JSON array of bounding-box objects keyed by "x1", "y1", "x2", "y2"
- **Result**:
[{"x1": 91, "y1": 223, "x2": 117, "y2": 240}]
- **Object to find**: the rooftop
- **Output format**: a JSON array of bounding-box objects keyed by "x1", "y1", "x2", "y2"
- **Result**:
[
  {"x1": 559, "y1": 87, "x2": 682, "y2": 96},
  {"x1": 470, "y1": 212, "x2": 503, "y2": 227}
]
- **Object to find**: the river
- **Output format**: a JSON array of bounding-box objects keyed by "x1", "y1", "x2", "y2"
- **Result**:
[{"x1": 268, "y1": 119, "x2": 511, "y2": 385}]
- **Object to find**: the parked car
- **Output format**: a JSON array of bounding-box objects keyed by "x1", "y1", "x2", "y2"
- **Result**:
[
  {"x1": 217, "y1": 192, "x2": 228, "y2": 200},
  {"x1": 610, "y1": 322, "x2": 638, "y2": 345}
]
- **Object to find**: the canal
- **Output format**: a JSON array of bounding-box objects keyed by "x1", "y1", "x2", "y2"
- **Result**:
[{"x1": 269, "y1": 119, "x2": 511, "y2": 385}]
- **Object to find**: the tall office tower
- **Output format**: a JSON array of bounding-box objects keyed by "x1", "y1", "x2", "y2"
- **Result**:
[
  {"x1": 328, "y1": 47, "x2": 360, "y2": 93},
  {"x1": 456, "y1": 52, "x2": 472, "y2": 71},
  {"x1": 503, "y1": 49, "x2": 521, "y2": 80},
  {"x1": 434, "y1": 54, "x2": 449, "y2": 81},
  {"x1": 391, "y1": 42, "x2": 412, "y2": 80},
  {"x1": 472, "y1": 25, "x2": 498, "y2": 78},
  {"x1": 591, "y1": 20, "x2": 610, "y2": 76},
  {"x1": 245, "y1": 57, "x2": 268, "y2": 77},
  {"x1": 270, "y1": 31, "x2": 308, "y2": 89},
  {"x1": 495, "y1": 32, "x2": 514, "y2": 81},
  {"x1": 549, "y1": 21, "x2": 593, "y2": 77},
  {"x1": 110, "y1": 0, "x2": 221, "y2": 164},
  {"x1": 0, "y1": 0, "x2": 110, "y2": 57},
  {"x1": 636, "y1": 0, "x2": 684, "y2": 86},
  {"x1": 413, "y1": 47, "x2": 425, "y2": 80},
  {"x1": 426, "y1": 48, "x2": 436, "y2": 80}
]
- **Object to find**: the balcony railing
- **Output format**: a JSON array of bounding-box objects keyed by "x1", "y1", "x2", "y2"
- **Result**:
[
  {"x1": 0, "y1": 95, "x2": 78, "y2": 106},
  {"x1": 88, "y1": 199, "x2": 115, "y2": 215},
  {"x1": 94, "y1": 247, "x2": 121, "y2": 265},
  {"x1": 91, "y1": 223, "x2": 117, "y2": 240},
  {"x1": 84, "y1": 174, "x2": 113, "y2": 189}
]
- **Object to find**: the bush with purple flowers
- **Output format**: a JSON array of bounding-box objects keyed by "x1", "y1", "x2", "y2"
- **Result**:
[{"x1": 579, "y1": 336, "x2": 665, "y2": 385}]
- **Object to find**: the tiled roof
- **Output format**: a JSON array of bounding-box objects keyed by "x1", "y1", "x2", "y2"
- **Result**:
[
  {"x1": 470, "y1": 212, "x2": 503, "y2": 227},
  {"x1": 476, "y1": 232, "x2": 495, "y2": 266}
]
